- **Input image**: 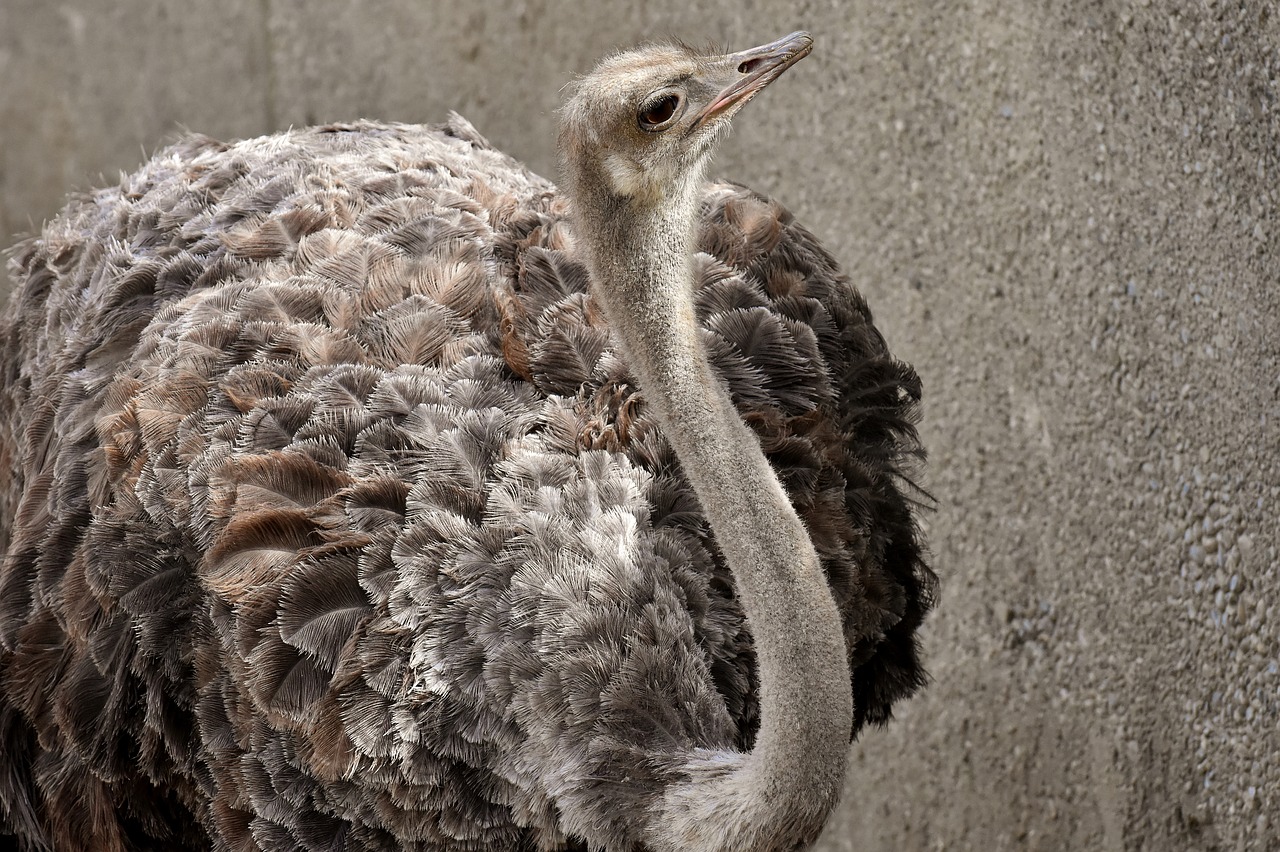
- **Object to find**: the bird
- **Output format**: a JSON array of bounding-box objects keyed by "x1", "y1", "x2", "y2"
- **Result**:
[{"x1": 0, "y1": 31, "x2": 934, "y2": 852}]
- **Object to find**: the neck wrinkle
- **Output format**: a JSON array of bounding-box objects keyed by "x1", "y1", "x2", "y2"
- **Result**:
[{"x1": 573, "y1": 190, "x2": 853, "y2": 852}]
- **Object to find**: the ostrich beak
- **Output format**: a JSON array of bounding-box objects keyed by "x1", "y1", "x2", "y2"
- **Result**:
[{"x1": 691, "y1": 31, "x2": 814, "y2": 130}]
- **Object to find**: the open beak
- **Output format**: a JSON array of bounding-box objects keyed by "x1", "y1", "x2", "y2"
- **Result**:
[{"x1": 691, "y1": 31, "x2": 814, "y2": 130}]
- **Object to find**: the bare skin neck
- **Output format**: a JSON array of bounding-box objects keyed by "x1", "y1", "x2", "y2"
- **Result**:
[{"x1": 567, "y1": 163, "x2": 853, "y2": 852}]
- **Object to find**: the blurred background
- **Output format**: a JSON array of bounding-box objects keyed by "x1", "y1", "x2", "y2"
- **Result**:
[{"x1": 2, "y1": 1, "x2": 1277, "y2": 849}]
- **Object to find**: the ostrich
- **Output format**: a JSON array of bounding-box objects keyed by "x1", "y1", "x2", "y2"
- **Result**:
[{"x1": 0, "y1": 31, "x2": 934, "y2": 852}]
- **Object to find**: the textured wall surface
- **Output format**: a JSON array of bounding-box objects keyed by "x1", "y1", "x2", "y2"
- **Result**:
[{"x1": 2, "y1": 1, "x2": 1277, "y2": 850}]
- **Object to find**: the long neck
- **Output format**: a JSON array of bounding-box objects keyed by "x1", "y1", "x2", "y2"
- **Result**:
[{"x1": 572, "y1": 177, "x2": 853, "y2": 852}]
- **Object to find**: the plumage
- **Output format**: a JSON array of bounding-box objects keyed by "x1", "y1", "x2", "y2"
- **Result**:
[{"x1": 0, "y1": 34, "x2": 934, "y2": 852}]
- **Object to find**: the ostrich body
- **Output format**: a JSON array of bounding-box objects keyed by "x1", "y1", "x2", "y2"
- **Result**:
[{"x1": 0, "y1": 33, "x2": 933, "y2": 852}]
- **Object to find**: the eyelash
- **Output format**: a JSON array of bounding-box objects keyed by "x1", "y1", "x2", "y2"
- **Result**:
[{"x1": 638, "y1": 94, "x2": 681, "y2": 131}]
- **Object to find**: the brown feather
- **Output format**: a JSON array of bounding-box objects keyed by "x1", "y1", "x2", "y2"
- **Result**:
[{"x1": 0, "y1": 119, "x2": 932, "y2": 851}]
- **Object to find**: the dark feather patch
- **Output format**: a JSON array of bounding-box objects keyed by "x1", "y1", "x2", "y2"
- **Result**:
[
  {"x1": 277, "y1": 550, "x2": 371, "y2": 671},
  {"x1": 245, "y1": 633, "x2": 331, "y2": 723}
]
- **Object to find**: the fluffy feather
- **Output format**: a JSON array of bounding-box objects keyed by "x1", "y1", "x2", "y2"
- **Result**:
[{"x1": 0, "y1": 119, "x2": 932, "y2": 850}]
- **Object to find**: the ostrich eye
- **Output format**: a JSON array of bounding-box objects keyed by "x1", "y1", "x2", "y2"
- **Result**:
[{"x1": 638, "y1": 94, "x2": 682, "y2": 131}]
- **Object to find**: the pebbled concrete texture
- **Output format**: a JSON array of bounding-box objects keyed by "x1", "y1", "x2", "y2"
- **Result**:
[{"x1": 2, "y1": 1, "x2": 1277, "y2": 850}]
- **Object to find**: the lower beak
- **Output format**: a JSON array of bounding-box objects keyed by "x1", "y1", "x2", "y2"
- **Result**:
[{"x1": 692, "y1": 32, "x2": 814, "y2": 129}]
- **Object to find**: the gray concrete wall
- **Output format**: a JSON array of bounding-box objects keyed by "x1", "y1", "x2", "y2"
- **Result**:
[{"x1": 2, "y1": 1, "x2": 1277, "y2": 849}]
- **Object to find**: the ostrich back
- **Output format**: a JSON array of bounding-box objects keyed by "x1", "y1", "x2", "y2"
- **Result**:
[{"x1": 0, "y1": 119, "x2": 934, "y2": 851}]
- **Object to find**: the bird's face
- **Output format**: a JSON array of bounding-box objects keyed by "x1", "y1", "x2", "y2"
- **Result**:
[{"x1": 560, "y1": 32, "x2": 813, "y2": 207}]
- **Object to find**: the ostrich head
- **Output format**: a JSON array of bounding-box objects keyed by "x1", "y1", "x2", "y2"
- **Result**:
[{"x1": 559, "y1": 32, "x2": 813, "y2": 207}]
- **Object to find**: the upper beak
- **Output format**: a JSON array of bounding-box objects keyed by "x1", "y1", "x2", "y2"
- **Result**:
[{"x1": 691, "y1": 32, "x2": 814, "y2": 130}]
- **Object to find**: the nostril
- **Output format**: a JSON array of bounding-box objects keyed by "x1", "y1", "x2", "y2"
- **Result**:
[{"x1": 738, "y1": 57, "x2": 767, "y2": 74}]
